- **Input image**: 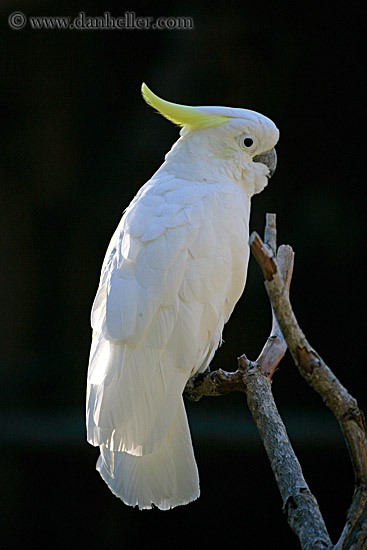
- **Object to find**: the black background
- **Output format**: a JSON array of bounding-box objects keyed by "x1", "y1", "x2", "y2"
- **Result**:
[{"x1": 1, "y1": 1, "x2": 366, "y2": 548}]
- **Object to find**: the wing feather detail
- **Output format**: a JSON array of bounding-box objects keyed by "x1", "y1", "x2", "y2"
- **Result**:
[{"x1": 87, "y1": 174, "x2": 249, "y2": 462}]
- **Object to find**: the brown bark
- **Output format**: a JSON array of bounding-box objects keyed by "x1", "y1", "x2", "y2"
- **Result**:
[{"x1": 184, "y1": 214, "x2": 367, "y2": 549}]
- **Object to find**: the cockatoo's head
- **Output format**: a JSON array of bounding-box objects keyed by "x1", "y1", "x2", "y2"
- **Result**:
[{"x1": 141, "y1": 83, "x2": 279, "y2": 196}]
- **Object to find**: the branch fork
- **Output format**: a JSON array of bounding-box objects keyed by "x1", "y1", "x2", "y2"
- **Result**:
[{"x1": 184, "y1": 213, "x2": 367, "y2": 549}]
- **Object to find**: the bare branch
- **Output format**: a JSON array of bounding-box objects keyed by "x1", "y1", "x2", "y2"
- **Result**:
[
  {"x1": 184, "y1": 213, "x2": 367, "y2": 548},
  {"x1": 184, "y1": 368, "x2": 244, "y2": 401},
  {"x1": 251, "y1": 227, "x2": 367, "y2": 550},
  {"x1": 257, "y1": 244, "x2": 294, "y2": 378},
  {"x1": 264, "y1": 212, "x2": 277, "y2": 253},
  {"x1": 249, "y1": 232, "x2": 276, "y2": 281},
  {"x1": 239, "y1": 354, "x2": 332, "y2": 549}
]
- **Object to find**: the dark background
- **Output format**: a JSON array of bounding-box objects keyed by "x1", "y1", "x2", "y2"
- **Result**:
[{"x1": 1, "y1": 1, "x2": 365, "y2": 548}]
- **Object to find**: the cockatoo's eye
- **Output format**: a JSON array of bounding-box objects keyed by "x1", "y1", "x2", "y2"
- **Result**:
[{"x1": 237, "y1": 134, "x2": 258, "y2": 151}]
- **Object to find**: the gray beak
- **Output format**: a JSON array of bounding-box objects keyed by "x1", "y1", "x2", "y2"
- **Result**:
[{"x1": 253, "y1": 148, "x2": 277, "y2": 178}]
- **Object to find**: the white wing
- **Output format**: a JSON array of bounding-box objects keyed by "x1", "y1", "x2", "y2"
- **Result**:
[{"x1": 86, "y1": 172, "x2": 249, "y2": 506}]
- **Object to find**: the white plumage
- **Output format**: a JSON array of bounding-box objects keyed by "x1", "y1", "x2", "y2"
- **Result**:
[{"x1": 86, "y1": 85, "x2": 279, "y2": 509}]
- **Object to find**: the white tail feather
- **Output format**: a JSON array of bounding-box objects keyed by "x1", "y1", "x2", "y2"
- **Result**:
[{"x1": 96, "y1": 399, "x2": 199, "y2": 510}]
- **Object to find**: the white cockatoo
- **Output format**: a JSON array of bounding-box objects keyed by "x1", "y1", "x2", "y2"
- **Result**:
[{"x1": 86, "y1": 84, "x2": 279, "y2": 510}]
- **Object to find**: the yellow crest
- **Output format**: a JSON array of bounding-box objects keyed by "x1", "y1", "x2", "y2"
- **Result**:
[{"x1": 141, "y1": 83, "x2": 228, "y2": 129}]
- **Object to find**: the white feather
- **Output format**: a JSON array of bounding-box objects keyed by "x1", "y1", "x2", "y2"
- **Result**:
[
  {"x1": 86, "y1": 93, "x2": 279, "y2": 509},
  {"x1": 96, "y1": 399, "x2": 199, "y2": 510},
  {"x1": 87, "y1": 176, "x2": 250, "y2": 502}
]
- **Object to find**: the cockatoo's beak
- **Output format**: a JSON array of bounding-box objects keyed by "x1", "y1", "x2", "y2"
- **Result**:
[{"x1": 253, "y1": 148, "x2": 277, "y2": 178}]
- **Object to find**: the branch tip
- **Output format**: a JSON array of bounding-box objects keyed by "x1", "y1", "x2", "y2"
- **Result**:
[{"x1": 264, "y1": 213, "x2": 277, "y2": 253}]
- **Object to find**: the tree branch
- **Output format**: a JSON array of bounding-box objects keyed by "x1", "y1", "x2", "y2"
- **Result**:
[
  {"x1": 251, "y1": 227, "x2": 367, "y2": 550},
  {"x1": 238, "y1": 354, "x2": 332, "y2": 549},
  {"x1": 185, "y1": 215, "x2": 332, "y2": 547},
  {"x1": 256, "y1": 242, "x2": 294, "y2": 377},
  {"x1": 184, "y1": 368, "x2": 244, "y2": 400},
  {"x1": 184, "y1": 213, "x2": 367, "y2": 548}
]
